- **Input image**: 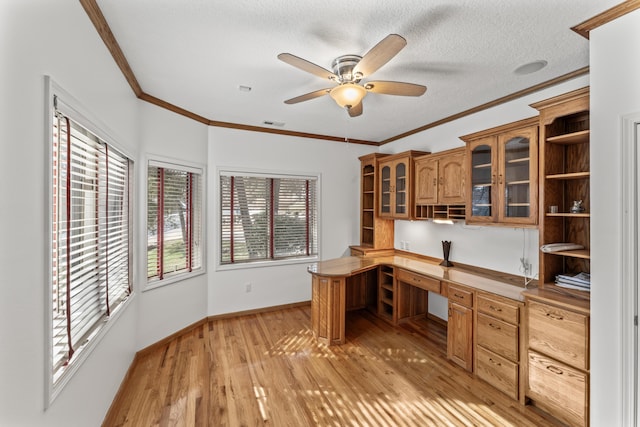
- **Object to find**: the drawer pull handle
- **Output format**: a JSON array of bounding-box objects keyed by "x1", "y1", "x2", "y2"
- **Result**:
[
  {"x1": 454, "y1": 293, "x2": 465, "y2": 299},
  {"x1": 489, "y1": 323, "x2": 501, "y2": 330},
  {"x1": 489, "y1": 305, "x2": 502, "y2": 312},
  {"x1": 546, "y1": 312, "x2": 564, "y2": 321},
  {"x1": 489, "y1": 358, "x2": 502, "y2": 367},
  {"x1": 546, "y1": 365, "x2": 564, "y2": 375}
]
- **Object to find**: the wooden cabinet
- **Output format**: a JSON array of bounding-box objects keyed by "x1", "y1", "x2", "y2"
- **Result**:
[
  {"x1": 414, "y1": 148, "x2": 466, "y2": 220},
  {"x1": 524, "y1": 293, "x2": 590, "y2": 426},
  {"x1": 461, "y1": 117, "x2": 539, "y2": 226},
  {"x1": 357, "y1": 153, "x2": 395, "y2": 249},
  {"x1": 531, "y1": 87, "x2": 590, "y2": 290},
  {"x1": 475, "y1": 292, "x2": 523, "y2": 401},
  {"x1": 447, "y1": 284, "x2": 474, "y2": 372},
  {"x1": 378, "y1": 150, "x2": 428, "y2": 219}
]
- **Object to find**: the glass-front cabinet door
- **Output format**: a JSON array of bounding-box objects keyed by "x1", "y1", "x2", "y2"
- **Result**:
[
  {"x1": 394, "y1": 162, "x2": 407, "y2": 216},
  {"x1": 498, "y1": 126, "x2": 538, "y2": 224},
  {"x1": 468, "y1": 137, "x2": 496, "y2": 223},
  {"x1": 380, "y1": 164, "x2": 392, "y2": 215}
]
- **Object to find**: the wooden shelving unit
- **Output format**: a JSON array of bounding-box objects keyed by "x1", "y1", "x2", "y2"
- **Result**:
[
  {"x1": 357, "y1": 153, "x2": 394, "y2": 250},
  {"x1": 377, "y1": 265, "x2": 396, "y2": 323},
  {"x1": 532, "y1": 88, "x2": 591, "y2": 290}
]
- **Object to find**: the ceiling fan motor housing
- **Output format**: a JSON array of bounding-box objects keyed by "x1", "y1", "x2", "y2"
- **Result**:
[{"x1": 331, "y1": 55, "x2": 362, "y2": 83}]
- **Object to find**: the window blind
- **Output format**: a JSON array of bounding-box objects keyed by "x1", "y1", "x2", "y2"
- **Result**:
[
  {"x1": 147, "y1": 164, "x2": 203, "y2": 281},
  {"x1": 51, "y1": 108, "x2": 131, "y2": 383},
  {"x1": 220, "y1": 173, "x2": 318, "y2": 265}
]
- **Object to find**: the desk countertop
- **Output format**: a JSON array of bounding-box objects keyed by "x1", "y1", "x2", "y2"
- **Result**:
[{"x1": 308, "y1": 255, "x2": 534, "y2": 302}]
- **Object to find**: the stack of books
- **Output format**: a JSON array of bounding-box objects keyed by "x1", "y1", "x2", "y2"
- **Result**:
[{"x1": 555, "y1": 272, "x2": 591, "y2": 291}]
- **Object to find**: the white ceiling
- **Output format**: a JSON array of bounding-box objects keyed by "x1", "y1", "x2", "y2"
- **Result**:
[{"x1": 95, "y1": 0, "x2": 617, "y2": 144}]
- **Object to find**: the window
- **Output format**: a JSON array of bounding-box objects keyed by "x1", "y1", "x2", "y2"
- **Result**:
[
  {"x1": 220, "y1": 171, "x2": 318, "y2": 265},
  {"x1": 147, "y1": 161, "x2": 203, "y2": 283},
  {"x1": 50, "y1": 96, "x2": 132, "y2": 391}
]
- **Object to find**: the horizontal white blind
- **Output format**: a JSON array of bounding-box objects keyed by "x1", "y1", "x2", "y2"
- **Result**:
[
  {"x1": 147, "y1": 165, "x2": 203, "y2": 281},
  {"x1": 220, "y1": 174, "x2": 318, "y2": 264},
  {"x1": 52, "y1": 110, "x2": 131, "y2": 383}
]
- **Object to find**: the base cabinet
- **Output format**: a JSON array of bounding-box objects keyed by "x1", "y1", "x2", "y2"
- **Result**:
[
  {"x1": 475, "y1": 292, "x2": 523, "y2": 401},
  {"x1": 525, "y1": 294, "x2": 590, "y2": 426},
  {"x1": 447, "y1": 285, "x2": 474, "y2": 372}
]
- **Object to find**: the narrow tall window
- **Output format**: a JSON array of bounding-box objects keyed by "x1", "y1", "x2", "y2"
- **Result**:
[
  {"x1": 220, "y1": 172, "x2": 318, "y2": 265},
  {"x1": 51, "y1": 100, "x2": 132, "y2": 387},
  {"x1": 147, "y1": 162, "x2": 203, "y2": 283}
]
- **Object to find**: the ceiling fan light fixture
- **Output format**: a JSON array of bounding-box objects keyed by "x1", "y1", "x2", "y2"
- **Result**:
[{"x1": 329, "y1": 83, "x2": 367, "y2": 109}]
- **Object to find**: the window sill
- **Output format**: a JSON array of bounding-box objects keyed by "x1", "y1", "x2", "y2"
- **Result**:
[
  {"x1": 144, "y1": 268, "x2": 206, "y2": 292},
  {"x1": 216, "y1": 256, "x2": 319, "y2": 272}
]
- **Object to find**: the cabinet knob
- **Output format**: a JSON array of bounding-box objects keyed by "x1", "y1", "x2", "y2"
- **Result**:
[
  {"x1": 491, "y1": 174, "x2": 496, "y2": 185},
  {"x1": 498, "y1": 174, "x2": 503, "y2": 184}
]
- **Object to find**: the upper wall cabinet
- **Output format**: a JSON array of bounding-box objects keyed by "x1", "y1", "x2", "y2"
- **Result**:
[
  {"x1": 414, "y1": 148, "x2": 467, "y2": 221},
  {"x1": 378, "y1": 150, "x2": 429, "y2": 220},
  {"x1": 461, "y1": 117, "x2": 539, "y2": 226}
]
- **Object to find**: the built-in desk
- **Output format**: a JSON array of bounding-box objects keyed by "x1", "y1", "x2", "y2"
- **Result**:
[{"x1": 307, "y1": 254, "x2": 533, "y2": 345}]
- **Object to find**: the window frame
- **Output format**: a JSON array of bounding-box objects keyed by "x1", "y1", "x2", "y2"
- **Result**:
[
  {"x1": 45, "y1": 77, "x2": 135, "y2": 407},
  {"x1": 216, "y1": 167, "x2": 321, "y2": 271},
  {"x1": 145, "y1": 156, "x2": 206, "y2": 291}
]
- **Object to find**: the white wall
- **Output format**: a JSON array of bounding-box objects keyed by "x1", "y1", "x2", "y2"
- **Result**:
[
  {"x1": 0, "y1": 1, "x2": 140, "y2": 425},
  {"x1": 136, "y1": 102, "x2": 209, "y2": 349},
  {"x1": 589, "y1": 9, "x2": 640, "y2": 425},
  {"x1": 207, "y1": 127, "x2": 373, "y2": 315}
]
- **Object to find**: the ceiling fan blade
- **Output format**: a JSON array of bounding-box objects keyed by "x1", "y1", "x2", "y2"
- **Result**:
[
  {"x1": 284, "y1": 88, "x2": 332, "y2": 104},
  {"x1": 348, "y1": 102, "x2": 363, "y2": 117},
  {"x1": 278, "y1": 53, "x2": 337, "y2": 81},
  {"x1": 353, "y1": 34, "x2": 407, "y2": 77},
  {"x1": 364, "y1": 81, "x2": 427, "y2": 96}
]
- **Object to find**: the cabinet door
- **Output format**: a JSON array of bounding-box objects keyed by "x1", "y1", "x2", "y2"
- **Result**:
[
  {"x1": 467, "y1": 137, "x2": 497, "y2": 223},
  {"x1": 415, "y1": 158, "x2": 439, "y2": 205},
  {"x1": 447, "y1": 301, "x2": 473, "y2": 371},
  {"x1": 497, "y1": 126, "x2": 538, "y2": 224},
  {"x1": 439, "y1": 152, "x2": 466, "y2": 204},
  {"x1": 394, "y1": 160, "x2": 409, "y2": 218},
  {"x1": 379, "y1": 162, "x2": 392, "y2": 217}
]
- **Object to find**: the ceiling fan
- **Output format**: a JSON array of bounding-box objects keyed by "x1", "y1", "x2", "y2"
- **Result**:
[{"x1": 278, "y1": 34, "x2": 427, "y2": 117}]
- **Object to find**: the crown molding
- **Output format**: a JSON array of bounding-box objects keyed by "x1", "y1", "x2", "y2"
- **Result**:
[{"x1": 572, "y1": 0, "x2": 640, "y2": 39}]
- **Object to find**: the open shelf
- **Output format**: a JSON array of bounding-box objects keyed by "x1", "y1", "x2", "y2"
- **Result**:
[
  {"x1": 546, "y1": 248, "x2": 590, "y2": 260},
  {"x1": 546, "y1": 171, "x2": 590, "y2": 180},
  {"x1": 546, "y1": 212, "x2": 590, "y2": 218},
  {"x1": 546, "y1": 129, "x2": 590, "y2": 145}
]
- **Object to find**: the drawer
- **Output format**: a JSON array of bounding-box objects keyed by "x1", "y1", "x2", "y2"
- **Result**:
[
  {"x1": 476, "y1": 313, "x2": 518, "y2": 361},
  {"x1": 527, "y1": 300, "x2": 589, "y2": 370},
  {"x1": 476, "y1": 346, "x2": 518, "y2": 401},
  {"x1": 396, "y1": 269, "x2": 440, "y2": 293},
  {"x1": 527, "y1": 350, "x2": 588, "y2": 427},
  {"x1": 447, "y1": 284, "x2": 473, "y2": 308},
  {"x1": 477, "y1": 293, "x2": 519, "y2": 324}
]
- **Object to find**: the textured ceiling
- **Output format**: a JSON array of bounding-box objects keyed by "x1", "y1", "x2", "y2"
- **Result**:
[{"x1": 94, "y1": 0, "x2": 618, "y2": 144}]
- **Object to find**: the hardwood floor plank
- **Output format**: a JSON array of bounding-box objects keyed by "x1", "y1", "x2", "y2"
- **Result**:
[{"x1": 104, "y1": 305, "x2": 562, "y2": 427}]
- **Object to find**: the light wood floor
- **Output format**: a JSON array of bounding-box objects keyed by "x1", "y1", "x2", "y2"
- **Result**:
[{"x1": 103, "y1": 305, "x2": 563, "y2": 426}]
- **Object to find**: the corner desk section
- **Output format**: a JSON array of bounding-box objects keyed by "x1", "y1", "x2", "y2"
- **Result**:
[{"x1": 308, "y1": 254, "x2": 532, "y2": 403}]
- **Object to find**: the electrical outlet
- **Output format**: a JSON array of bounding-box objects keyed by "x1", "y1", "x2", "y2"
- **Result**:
[
  {"x1": 405, "y1": 241, "x2": 410, "y2": 251},
  {"x1": 245, "y1": 282, "x2": 252, "y2": 293}
]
